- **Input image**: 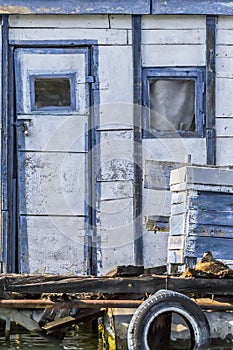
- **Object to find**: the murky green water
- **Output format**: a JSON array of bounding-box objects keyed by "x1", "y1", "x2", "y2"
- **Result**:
[
  {"x1": 0, "y1": 330, "x2": 103, "y2": 349},
  {"x1": 0, "y1": 331, "x2": 231, "y2": 350}
]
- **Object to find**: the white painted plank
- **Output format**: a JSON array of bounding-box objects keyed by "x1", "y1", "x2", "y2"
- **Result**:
[
  {"x1": 21, "y1": 216, "x2": 86, "y2": 274},
  {"x1": 216, "y1": 117, "x2": 233, "y2": 137},
  {"x1": 216, "y1": 45, "x2": 233, "y2": 58},
  {"x1": 142, "y1": 15, "x2": 206, "y2": 29},
  {"x1": 97, "y1": 131, "x2": 134, "y2": 181},
  {"x1": 97, "y1": 198, "x2": 134, "y2": 229},
  {"x1": 9, "y1": 28, "x2": 128, "y2": 45},
  {"x1": 9, "y1": 15, "x2": 110, "y2": 28},
  {"x1": 18, "y1": 152, "x2": 87, "y2": 215},
  {"x1": 142, "y1": 138, "x2": 206, "y2": 164},
  {"x1": 216, "y1": 138, "x2": 233, "y2": 166},
  {"x1": 110, "y1": 15, "x2": 132, "y2": 29},
  {"x1": 100, "y1": 237, "x2": 134, "y2": 275},
  {"x1": 143, "y1": 230, "x2": 168, "y2": 268},
  {"x1": 216, "y1": 57, "x2": 233, "y2": 77},
  {"x1": 142, "y1": 29, "x2": 205, "y2": 45},
  {"x1": 142, "y1": 44, "x2": 206, "y2": 67},
  {"x1": 98, "y1": 180, "x2": 134, "y2": 200},
  {"x1": 142, "y1": 188, "x2": 172, "y2": 217},
  {"x1": 217, "y1": 29, "x2": 233, "y2": 45},
  {"x1": 216, "y1": 78, "x2": 233, "y2": 116},
  {"x1": 17, "y1": 115, "x2": 87, "y2": 152},
  {"x1": 217, "y1": 16, "x2": 233, "y2": 29},
  {"x1": 99, "y1": 46, "x2": 133, "y2": 128}
]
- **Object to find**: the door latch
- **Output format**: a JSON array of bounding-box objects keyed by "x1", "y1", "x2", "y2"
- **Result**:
[{"x1": 22, "y1": 122, "x2": 30, "y2": 136}]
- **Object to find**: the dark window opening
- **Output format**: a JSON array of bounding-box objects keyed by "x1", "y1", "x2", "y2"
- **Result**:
[
  {"x1": 34, "y1": 77, "x2": 71, "y2": 109},
  {"x1": 143, "y1": 67, "x2": 205, "y2": 138},
  {"x1": 150, "y1": 79, "x2": 195, "y2": 132}
]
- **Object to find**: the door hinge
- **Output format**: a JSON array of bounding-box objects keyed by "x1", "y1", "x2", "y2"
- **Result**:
[{"x1": 87, "y1": 76, "x2": 99, "y2": 90}]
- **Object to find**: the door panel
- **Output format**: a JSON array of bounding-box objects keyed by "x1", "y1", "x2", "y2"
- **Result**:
[{"x1": 15, "y1": 47, "x2": 90, "y2": 274}]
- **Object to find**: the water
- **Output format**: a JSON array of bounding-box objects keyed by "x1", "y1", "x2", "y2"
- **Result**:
[
  {"x1": 0, "y1": 331, "x2": 232, "y2": 350},
  {"x1": 0, "y1": 330, "x2": 103, "y2": 350}
]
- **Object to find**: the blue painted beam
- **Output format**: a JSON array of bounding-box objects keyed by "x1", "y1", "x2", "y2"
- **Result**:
[
  {"x1": 0, "y1": 0, "x2": 150, "y2": 14},
  {"x1": 153, "y1": 0, "x2": 233, "y2": 15}
]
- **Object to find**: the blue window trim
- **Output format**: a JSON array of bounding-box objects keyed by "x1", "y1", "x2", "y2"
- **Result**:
[
  {"x1": 30, "y1": 73, "x2": 76, "y2": 112},
  {"x1": 142, "y1": 67, "x2": 205, "y2": 138}
]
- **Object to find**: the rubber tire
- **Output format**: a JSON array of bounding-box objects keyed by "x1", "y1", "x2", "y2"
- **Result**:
[{"x1": 127, "y1": 289, "x2": 210, "y2": 350}]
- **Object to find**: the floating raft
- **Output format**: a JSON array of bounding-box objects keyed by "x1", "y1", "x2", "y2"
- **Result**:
[{"x1": 0, "y1": 269, "x2": 233, "y2": 344}]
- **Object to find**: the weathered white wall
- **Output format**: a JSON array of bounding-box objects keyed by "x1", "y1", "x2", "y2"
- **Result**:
[
  {"x1": 216, "y1": 16, "x2": 233, "y2": 166},
  {"x1": 141, "y1": 15, "x2": 207, "y2": 268},
  {"x1": 9, "y1": 15, "x2": 134, "y2": 275}
]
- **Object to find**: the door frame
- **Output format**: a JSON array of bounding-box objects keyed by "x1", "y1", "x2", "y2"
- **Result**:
[{"x1": 2, "y1": 33, "x2": 99, "y2": 274}]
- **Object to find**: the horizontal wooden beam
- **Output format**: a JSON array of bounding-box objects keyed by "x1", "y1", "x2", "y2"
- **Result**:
[
  {"x1": 0, "y1": 0, "x2": 150, "y2": 14},
  {"x1": 0, "y1": 299, "x2": 143, "y2": 309},
  {"x1": 153, "y1": 0, "x2": 233, "y2": 15},
  {"x1": 1, "y1": 274, "x2": 233, "y2": 296}
]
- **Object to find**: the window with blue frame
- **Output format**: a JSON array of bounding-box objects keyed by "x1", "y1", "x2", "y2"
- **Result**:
[
  {"x1": 142, "y1": 67, "x2": 205, "y2": 138},
  {"x1": 30, "y1": 73, "x2": 76, "y2": 111}
]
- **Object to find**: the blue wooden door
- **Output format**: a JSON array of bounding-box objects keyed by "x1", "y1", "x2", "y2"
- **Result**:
[{"x1": 14, "y1": 48, "x2": 91, "y2": 274}]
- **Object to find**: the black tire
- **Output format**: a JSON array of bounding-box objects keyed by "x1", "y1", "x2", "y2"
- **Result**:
[{"x1": 127, "y1": 289, "x2": 210, "y2": 350}]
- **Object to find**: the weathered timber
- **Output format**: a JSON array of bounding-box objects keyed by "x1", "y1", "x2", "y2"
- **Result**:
[
  {"x1": 0, "y1": 299, "x2": 143, "y2": 309},
  {"x1": 42, "y1": 310, "x2": 104, "y2": 332},
  {"x1": 195, "y1": 298, "x2": 233, "y2": 311},
  {"x1": 105, "y1": 265, "x2": 144, "y2": 277},
  {"x1": 1, "y1": 275, "x2": 233, "y2": 297}
]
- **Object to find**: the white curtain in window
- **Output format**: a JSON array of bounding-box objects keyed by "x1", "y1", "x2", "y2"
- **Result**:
[{"x1": 150, "y1": 79, "x2": 195, "y2": 132}]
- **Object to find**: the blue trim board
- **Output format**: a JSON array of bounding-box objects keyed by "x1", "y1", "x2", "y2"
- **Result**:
[
  {"x1": 1, "y1": 0, "x2": 233, "y2": 15},
  {"x1": 152, "y1": 0, "x2": 233, "y2": 15},
  {"x1": 0, "y1": 0, "x2": 150, "y2": 14}
]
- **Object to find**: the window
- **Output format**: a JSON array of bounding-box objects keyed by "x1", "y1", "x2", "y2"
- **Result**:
[
  {"x1": 30, "y1": 74, "x2": 76, "y2": 111},
  {"x1": 142, "y1": 68, "x2": 205, "y2": 137}
]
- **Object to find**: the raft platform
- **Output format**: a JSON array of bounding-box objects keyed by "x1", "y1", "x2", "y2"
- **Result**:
[{"x1": 0, "y1": 268, "x2": 233, "y2": 348}]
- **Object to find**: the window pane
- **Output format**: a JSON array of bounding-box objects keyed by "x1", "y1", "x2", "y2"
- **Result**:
[
  {"x1": 34, "y1": 78, "x2": 71, "y2": 108},
  {"x1": 150, "y1": 79, "x2": 195, "y2": 132}
]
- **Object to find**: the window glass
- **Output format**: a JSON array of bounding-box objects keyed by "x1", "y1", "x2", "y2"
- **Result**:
[
  {"x1": 150, "y1": 79, "x2": 195, "y2": 132},
  {"x1": 34, "y1": 77, "x2": 71, "y2": 108}
]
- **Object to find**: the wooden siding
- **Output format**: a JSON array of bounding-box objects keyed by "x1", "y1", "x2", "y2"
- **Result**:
[
  {"x1": 141, "y1": 15, "x2": 206, "y2": 67},
  {"x1": 168, "y1": 166, "x2": 233, "y2": 268}
]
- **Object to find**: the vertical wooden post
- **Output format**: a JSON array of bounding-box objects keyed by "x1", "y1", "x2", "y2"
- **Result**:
[
  {"x1": 206, "y1": 15, "x2": 216, "y2": 165},
  {"x1": 132, "y1": 15, "x2": 143, "y2": 266}
]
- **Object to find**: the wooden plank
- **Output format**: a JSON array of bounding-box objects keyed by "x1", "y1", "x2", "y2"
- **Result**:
[
  {"x1": 144, "y1": 160, "x2": 186, "y2": 190},
  {"x1": 216, "y1": 78, "x2": 233, "y2": 116},
  {"x1": 142, "y1": 138, "x2": 206, "y2": 164},
  {"x1": 141, "y1": 15, "x2": 206, "y2": 29},
  {"x1": 152, "y1": 0, "x2": 233, "y2": 16},
  {"x1": 109, "y1": 15, "x2": 132, "y2": 29},
  {"x1": 186, "y1": 236, "x2": 233, "y2": 261},
  {"x1": 97, "y1": 180, "x2": 134, "y2": 200},
  {"x1": 142, "y1": 44, "x2": 206, "y2": 67},
  {"x1": 217, "y1": 16, "x2": 233, "y2": 29},
  {"x1": 217, "y1": 29, "x2": 233, "y2": 45},
  {"x1": 206, "y1": 15, "x2": 216, "y2": 165},
  {"x1": 189, "y1": 192, "x2": 233, "y2": 212},
  {"x1": 0, "y1": 0, "x2": 150, "y2": 15},
  {"x1": 9, "y1": 28, "x2": 128, "y2": 45},
  {"x1": 2, "y1": 274, "x2": 233, "y2": 296},
  {"x1": 190, "y1": 208, "x2": 233, "y2": 227},
  {"x1": 216, "y1": 118, "x2": 233, "y2": 137},
  {"x1": 142, "y1": 189, "x2": 172, "y2": 217},
  {"x1": 9, "y1": 15, "x2": 110, "y2": 28},
  {"x1": 142, "y1": 29, "x2": 205, "y2": 45},
  {"x1": 216, "y1": 138, "x2": 233, "y2": 166},
  {"x1": 105, "y1": 265, "x2": 144, "y2": 277},
  {"x1": 188, "y1": 224, "x2": 233, "y2": 239},
  {"x1": 216, "y1": 58, "x2": 233, "y2": 77}
]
